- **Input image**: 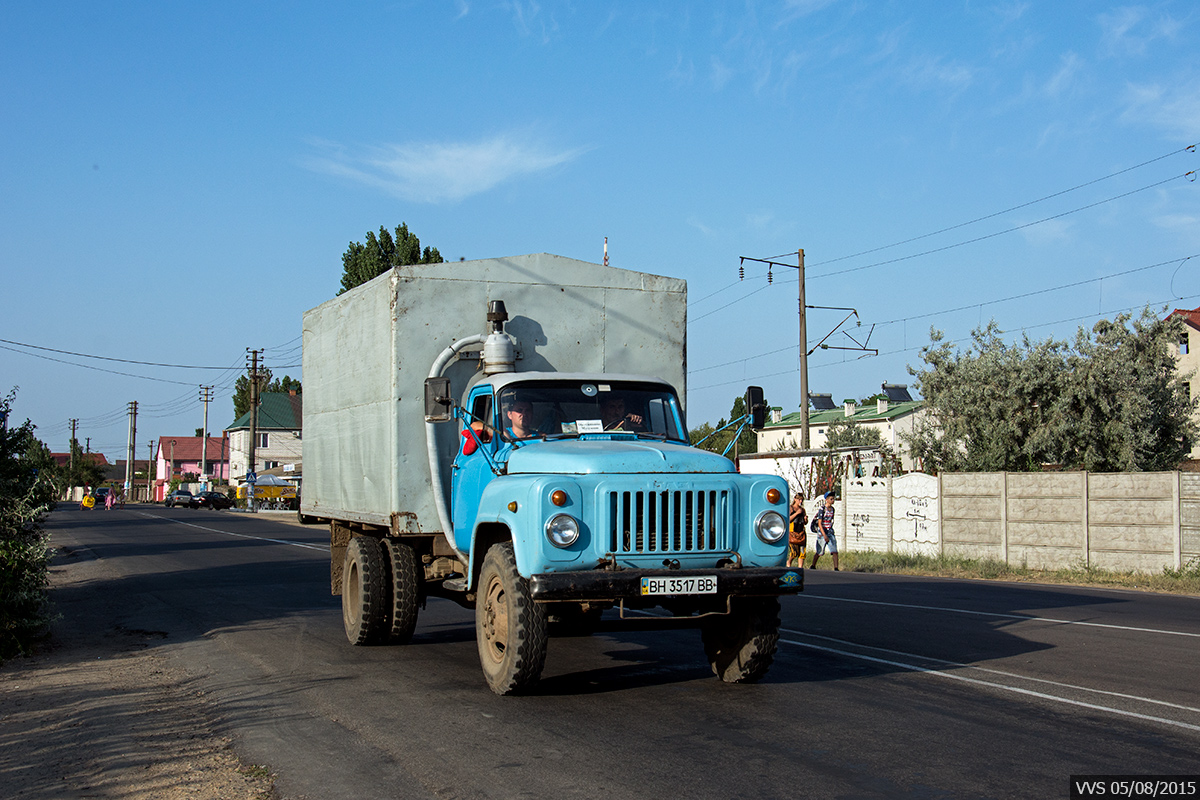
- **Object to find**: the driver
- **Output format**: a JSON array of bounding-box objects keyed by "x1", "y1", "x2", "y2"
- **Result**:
[
  {"x1": 504, "y1": 397, "x2": 536, "y2": 439},
  {"x1": 600, "y1": 394, "x2": 644, "y2": 431}
]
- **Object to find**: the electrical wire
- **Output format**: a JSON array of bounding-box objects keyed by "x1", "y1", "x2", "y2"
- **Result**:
[{"x1": 758, "y1": 141, "x2": 1198, "y2": 264}]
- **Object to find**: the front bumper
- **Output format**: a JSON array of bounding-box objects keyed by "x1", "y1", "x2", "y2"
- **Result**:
[{"x1": 529, "y1": 566, "x2": 803, "y2": 601}]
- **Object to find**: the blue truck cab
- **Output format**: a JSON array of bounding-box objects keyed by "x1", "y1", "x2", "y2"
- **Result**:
[{"x1": 444, "y1": 371, "x2": 802, "y2": 693}]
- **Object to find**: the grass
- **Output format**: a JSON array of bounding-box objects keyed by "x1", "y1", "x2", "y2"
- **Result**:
[{"x1": 832, "y1": 551, "x2": 1200, "y2": 596}]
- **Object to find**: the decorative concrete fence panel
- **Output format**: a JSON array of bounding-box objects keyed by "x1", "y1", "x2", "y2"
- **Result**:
[
  {"x1": 843, "y1": 476, "x2": 890, "y2": 553},
  {"x1": 1006, "y1": 473, "x2": 1087, "y2": 569},
  {"x1": 941, "y1": 473, "x2": 1004, "y2": 560},
  {"x1": 1182, "y1": 473, "x2": 1200, "y2": 567},
  {"x1": 1085, "y1": 472, "x2": 1179, "y2": 574},
  {"x1": 892, "y1": 472, "x2": 940, "y2": 557}
]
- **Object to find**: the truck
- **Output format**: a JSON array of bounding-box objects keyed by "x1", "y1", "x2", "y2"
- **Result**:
[{"x1": 301, "y1": 253, "x2": 802, "y2": 694}]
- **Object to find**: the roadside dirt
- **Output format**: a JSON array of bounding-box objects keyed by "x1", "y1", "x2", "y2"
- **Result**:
[{"x1": 0, "y1": 530, "x2": 279, "y2": 799}]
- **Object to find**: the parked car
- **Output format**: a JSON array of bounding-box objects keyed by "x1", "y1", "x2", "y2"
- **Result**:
[
  {"x1": 93, "y1": 487, "x2": 111, "y2": 506},
  {"x1": 165, "y1": 489, "x2": 195, "y2": 508},
  {"x1": 194, "y1": 490, "x2": 233, "y2": 510}
]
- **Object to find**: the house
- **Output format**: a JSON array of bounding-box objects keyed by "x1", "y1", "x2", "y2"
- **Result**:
[
  {"x1": 153, "y1": 436, "x2": 231, "y2": 501},
  {"x1": 1169, "y1": 305, "x2": 1200, "y2": 460},
  {"x1": 225, "y1": 391, "x2": 302, "y2": 483},
  {"x1": 756, "y1": 383, "x2": 926, "y2": 471}
]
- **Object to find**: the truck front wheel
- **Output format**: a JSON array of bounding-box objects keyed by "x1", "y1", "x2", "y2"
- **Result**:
[
  {"x1": 384, "y1": 539, "x2": 421, "y2": 644},
  {"x1": 475, "y1": 543, "x2": 548, "y2": 695},
  {"x1": 342, "y1": 536, "x2": 389, "y2": 646},
  {"x1": 700, "y1": 597, "x2": 781, "y2": 683}
]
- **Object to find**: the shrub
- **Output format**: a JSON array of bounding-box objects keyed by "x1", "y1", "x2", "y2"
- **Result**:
[{"x1": 0, "y1": 390, "x2": 58, "y2": 663}]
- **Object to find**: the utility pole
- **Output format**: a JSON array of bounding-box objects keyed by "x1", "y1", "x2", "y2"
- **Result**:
[
  {"x1": 797, "y1": 250, "x2": 810, "y2": 450},
  {"x1": 247, "y1": 348, "x2": 262, "y2": 512},
  {"x1": 199, "y1": 386, "x2": 213, "y2": 485},
  {"x1": 69, "y1": 418, "x2": 78, "y2": 472},
  {"x1": 125, "y1": 401, "x2": 138, "y2": 499},
  {"x1": 147, "y1": 440, "x2": 155, "y2": 502}
]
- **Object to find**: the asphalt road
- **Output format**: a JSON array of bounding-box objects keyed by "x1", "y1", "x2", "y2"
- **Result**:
[{"x1": 45, "y1": 506, "x2": 1200, "y2": 799}]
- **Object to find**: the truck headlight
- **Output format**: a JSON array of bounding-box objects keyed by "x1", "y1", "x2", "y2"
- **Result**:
[
  {"x1": 755, "y1": 511, "x2": 787, "y2": 545},
  {"x1": 545, "y1": 514, "x2": 580, "y2": 548}
]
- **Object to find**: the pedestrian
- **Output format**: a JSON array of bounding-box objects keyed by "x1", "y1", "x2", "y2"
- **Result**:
[
  {"x1": 810, "y1": 490, "x2": 839, "y2": 571},
  {"x1": 104, "y1": 488, "x2": 115, "y2": 510},
  {"x1": 787, "y1": 492, "x2": 807, "y2": 568}
]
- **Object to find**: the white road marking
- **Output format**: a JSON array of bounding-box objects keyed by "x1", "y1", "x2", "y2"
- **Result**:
[
  {"x1": 800, "y1": 594, "x2": 1200, "y2": 638},
  {"x1": 779, "y1": 632, "x2": 1200, "y2": 734},
  {"x1": 134, "y1": 511, "x2": 330, "y2": 552},
  {"x1": 783, "y1": 628, "x2": 1200, "y2": 716}
]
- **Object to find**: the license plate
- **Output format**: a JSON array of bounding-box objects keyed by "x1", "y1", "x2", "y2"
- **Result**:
[{"x1": 640, "y1": 575, "x2": 718, "y2": 596}]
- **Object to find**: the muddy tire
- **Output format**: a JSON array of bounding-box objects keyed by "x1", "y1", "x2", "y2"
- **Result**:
[
  {"x1": 700, "y1": 597, "x2": 781, "y2": 683},
  {"x1": 475, "y1": 542, "x2": 548, "y2": 695},
  {"x1": 383, "y1": 539, "x2": 421, "y2": 644},
  {"x1": 342, "y1": 536, "x2": 389, "y2": 646}
]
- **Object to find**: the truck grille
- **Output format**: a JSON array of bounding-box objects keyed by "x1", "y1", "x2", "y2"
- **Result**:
[{"x1": 606, "y1": 489, "x2": 730, "y2": 554}]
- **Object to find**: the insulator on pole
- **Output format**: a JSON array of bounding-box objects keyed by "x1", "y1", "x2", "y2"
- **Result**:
[
  {"x1": 739, "y1": 264, "x2": 744, "y2": 280},
  {"x1": 767, "y1": 267, "x2": 773, "y2": 284}
]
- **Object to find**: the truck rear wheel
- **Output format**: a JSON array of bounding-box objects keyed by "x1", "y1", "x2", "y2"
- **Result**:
[
  {"x1": 342, "y1": 536, "x2": 389, "y2": 646},
  {"x1": 700, "y1": 597, "x2": 781, "y2": 683},
  {"x1": 475, "y1": 542, "x2": 548, "y2": 695},
  {"x1": 384, "y1": 539, "x2": 421, "y2": 644}
]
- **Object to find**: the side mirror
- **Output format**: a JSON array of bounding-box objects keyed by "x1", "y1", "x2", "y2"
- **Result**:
[
  {"x1": 424, "y1": 377, "x2": 454, "y2": 422},
  {"x1": 745, "y1": 385, "x2": 766, "y2": 431}
]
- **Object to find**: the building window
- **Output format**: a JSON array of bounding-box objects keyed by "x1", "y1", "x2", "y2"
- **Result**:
[
  {"x1": 259, "y1": 433, "x2": 269, "y2": 448},
  {"x1": 1181, "y1": 332, "x2": 1190, "y2": 355}
]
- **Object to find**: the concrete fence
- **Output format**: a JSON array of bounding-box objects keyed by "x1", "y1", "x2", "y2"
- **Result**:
[{"x1": 834, "y1": 471, "x2": 1200, "y2": 574}]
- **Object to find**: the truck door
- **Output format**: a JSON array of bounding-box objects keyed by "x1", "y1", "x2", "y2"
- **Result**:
[{"x1": 451, "y1": 388, "x2": 497, "y2": 554}]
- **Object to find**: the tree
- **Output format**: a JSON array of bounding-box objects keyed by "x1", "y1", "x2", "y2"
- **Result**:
[
  {"x1": 825, "y1": 417, "x2": 884, "y2": 449},
  {"x1": 690, "y1": 394, "x2": 763, "y2": 460},
  {"x1": 338, "y1": 222, "x2": 444, "y2": 295},
  {"x1": 233, "y1": 370, "x2": 301, "y2": 419},
  {"x1": 0, "y1": 389, "x2": 57, "y2": 662},
  {"x1": 51, "y1": 438, "x2": 106, "y2": 494},
  {"x1": 906, "y1": 310, "x2": 1196, "y2": 473}
]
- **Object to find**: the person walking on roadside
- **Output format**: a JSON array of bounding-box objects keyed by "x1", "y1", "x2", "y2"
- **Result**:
[
  {"x1": 810, "y1": 491, "x2": 839, "y2": 571},
  {"x1": 787, "y1": 492, "x2": 807, "y2": 568},
  {"x1": 104, "y1": 488, "x2": 115, "y2": 510}
]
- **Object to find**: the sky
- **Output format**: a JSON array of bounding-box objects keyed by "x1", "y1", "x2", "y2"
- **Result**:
[{"x1": 2, "y1": 0, "x2": 1199, "y2": 467}]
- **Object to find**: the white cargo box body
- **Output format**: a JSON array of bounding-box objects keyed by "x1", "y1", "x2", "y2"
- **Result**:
[{"x1": 301, "y1": 253, "x2": 688, "y2": 530}]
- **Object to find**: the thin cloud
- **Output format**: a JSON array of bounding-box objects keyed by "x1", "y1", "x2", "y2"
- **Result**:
[
  {"x1": 1120, "y1": 80, "x2": 1200, "y2": 141},
  {"x1": 303, "y1": 135, "x2": 589, "y2": 203}
]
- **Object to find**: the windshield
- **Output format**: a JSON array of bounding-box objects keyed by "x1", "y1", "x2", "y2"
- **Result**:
[{"x1": 497, "y1": 381, "x2": 686, "y2": 442}]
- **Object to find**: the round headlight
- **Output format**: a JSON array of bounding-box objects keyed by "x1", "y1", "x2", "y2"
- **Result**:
[
  {"x1": 545, "y1": 514, "x2": 580, "y2": 548},
  {"x1": 755, "y1": 510, "x2": 788, "y2": 544}
]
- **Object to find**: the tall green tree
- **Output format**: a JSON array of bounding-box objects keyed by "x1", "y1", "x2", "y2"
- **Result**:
[
  {"x1": 690, "y1": 394, "x2": 763, "y2": 460},
  {"x1": 232, "y1": 370, "x2": 301, "y2": 419},
  {"x1": 906, "y1": 310, "x2": 1196, "y2": 473},
  {"x1": 52, "y1": 438, "x2": 106, "y2": 493},
  {"x1": 338, "y1": 222, "x2": 444, "y2": 295},
  {"x1": 0, "y1": 390, "x2": 57, "y2": 662}
]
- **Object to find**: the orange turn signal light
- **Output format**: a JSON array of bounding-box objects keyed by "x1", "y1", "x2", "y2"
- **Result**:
[
  {"x1": 550, "y1": 490, "x2": 568, "y2": 507},
  {"x1": 766, "y1": 488, "x2": 782, "y2": 505},
  {"x1": 507, "y1": 501, "x2": 518, "y2": 513}
]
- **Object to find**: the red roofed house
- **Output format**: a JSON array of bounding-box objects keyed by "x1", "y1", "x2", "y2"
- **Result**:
[
  {"x1": 1169, "y1": 305, "x2": 1200, "y2": 460},
  {"x1": 153, "y1": 436, "x2": 230, "y2": 501}
]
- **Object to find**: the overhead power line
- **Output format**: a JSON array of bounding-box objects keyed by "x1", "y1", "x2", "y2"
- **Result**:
[
  {"x1": 0, "y1": 337, "x2": 233, "y2": 369},
  {"x1": 758, "y1": 141, "x2": 1198, "y2": 265}
]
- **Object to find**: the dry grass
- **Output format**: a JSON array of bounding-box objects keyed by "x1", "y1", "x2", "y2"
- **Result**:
[{"x1": 838, "y1": 551, "x2": 1200, "y2": 596}]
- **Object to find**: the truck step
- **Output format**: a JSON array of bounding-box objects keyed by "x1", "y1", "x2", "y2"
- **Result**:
[{"x1": 443, "y1": 576, "x2": 468, "y2": 592}]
